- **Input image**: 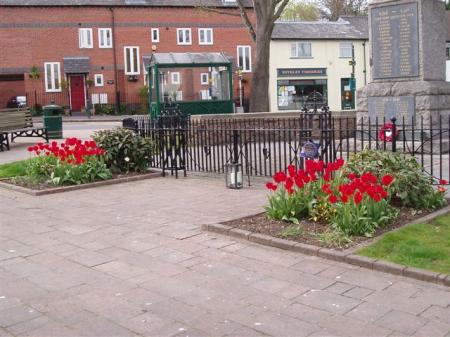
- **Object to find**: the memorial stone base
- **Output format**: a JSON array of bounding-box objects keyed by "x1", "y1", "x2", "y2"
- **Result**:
[{"x1": 357, "y1": 81, "x2": 450, "y2": 128}]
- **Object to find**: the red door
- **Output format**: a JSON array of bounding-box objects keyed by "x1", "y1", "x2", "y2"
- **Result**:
[{"x1": 70, "y1": 75, "x2": 85, "y2": 111}]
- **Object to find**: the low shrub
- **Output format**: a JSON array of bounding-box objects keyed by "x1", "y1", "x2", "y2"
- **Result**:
[
  {"x1": 93, "y1": 128, "x2": 155, "y2": 174},
  {"x1": 94, "y1": 104, "x2": 115, "y2": 115},
  {"x1": 345, "y1": 149, "x2": 447, "y2": 209},
  {"x1": 24, "y1": 138, "x2": 111, "y2": 185}
]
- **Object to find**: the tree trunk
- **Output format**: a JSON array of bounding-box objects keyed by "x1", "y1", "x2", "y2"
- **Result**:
[{"x1": 249, "y1": 24, "x2": 272, "y2": 112}]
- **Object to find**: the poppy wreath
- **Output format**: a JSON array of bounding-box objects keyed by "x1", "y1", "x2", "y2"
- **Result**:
[{"x1": 378, "y1": 123, "x2": 400, "y2": 142}]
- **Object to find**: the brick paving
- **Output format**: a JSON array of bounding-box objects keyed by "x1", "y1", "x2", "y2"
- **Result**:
[{"x1": 0, "y1": 176, "x2": 449, "y2": 337}]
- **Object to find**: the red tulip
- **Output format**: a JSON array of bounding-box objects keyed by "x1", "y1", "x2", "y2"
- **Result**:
[
  {"x1": 266, "y1": 182, "x2": 277, "y2": 191},
  {"x1": 381, "y1": 175, "x2": 395, "y2": 186},
  {"x1": 329, "y1": 195, "x2": 338, "y2": 204},
  {"x1": 354, "y1": 192, "x2": 363, "y2": 205}
]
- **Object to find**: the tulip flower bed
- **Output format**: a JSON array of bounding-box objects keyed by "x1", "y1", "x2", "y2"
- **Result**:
[
  {"x1": 5, "y1": 138, "x2": 113, "y2": 188},
  {"x1": 224, "y1": 156, "x2": 448, "y2": 249}
]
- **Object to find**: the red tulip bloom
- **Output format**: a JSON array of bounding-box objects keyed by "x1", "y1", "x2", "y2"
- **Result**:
[
  {"x1": 287, "y1": 165, "x2": 296, "y2": 177},
  {"x1": 294, "y1": 177, "x2": 304, "y2": 189},
  {"x1": 381, "y1": 175, "x2": 395, "y2": 186},
  {"x1": 305, "y1": 160, "x2": 316, "y2": 175},
  {"x1": 315, "y1": 160, "x2": 324, "y2": 173},
  {"x1": 348, "y1": 172, "x2": 357, "y2": 180},
  {"x1": 285, "y1": 178, "x2": 294, "y2": 190},
  {"x1": 439, "y1": 179, "x2": 448, "y2": 185},
  {"x1": 354, "y1": 192, "x2": 363, "y2": 205},
  {"x1": 266, "y1": 182, "x2": 277, "y2": 191},
  {"x1": 273, "y1": 171, "x2": 287, "y2": 183},
  {"x1": 362, "y1": 172, "x2": 377, "y2": 184},
  {"x1": 321, "y1": 183, "x2": 332, "y2": 194},
  {"x1": 329, "y1": 194, "x2": 338, "y2": 204},
  {"x1": 341, "y1": 194, "x2": 349, "y2": 203}
]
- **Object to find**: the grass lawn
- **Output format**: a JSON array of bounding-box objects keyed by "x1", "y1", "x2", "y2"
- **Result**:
[
  {"x1": 0, "y1": 160, "x2": 28, "y2": 179},
  {"x1": 358, "y1": 213, "x2": 450, "y2": 275}
]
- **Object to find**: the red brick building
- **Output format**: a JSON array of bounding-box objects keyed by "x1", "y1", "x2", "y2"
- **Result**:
[{"x1": 0, "y1": 0, "x2": 255, "y2": 113}]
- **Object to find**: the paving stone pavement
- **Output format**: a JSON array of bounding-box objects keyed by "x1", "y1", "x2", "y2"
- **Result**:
[{"x1": 0, "y1": 176, "x2": 449, "y2": 337}]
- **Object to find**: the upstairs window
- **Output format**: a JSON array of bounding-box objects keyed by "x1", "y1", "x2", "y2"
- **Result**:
[
  {"x1": 171, "y1": 72, "x2": 181, "y2": 85},
  {"x1": 44, "y1": 62, "x2": 61, "y2": 92},
  {"x1": 198, "y1": 28, "x2": 213, "y2": 45},
  {"x1": 124, "y1": 46, "x2": 140, "y2": 75},
  {"x1": 177, "y1": 28, "x2": 192, "y2": 45},
  {"x1": 201, "y1": 73, "x2": 209, "y2": 85},
  {"x1": 291, "y1": 42, "x2": 312, "y2": 58},
  {"x1": 99, "y1": 28, "x2": 112, "y2": 48},
  {"x1": 446, "y1": 43, "x2": 450, "y2": 61},
  {"x1": 79, "y1": 28, "x2": 93, "y2": 48},
  {"x1": 340, "y1": 42, "x2": 353, "y2": 58},
  {"x1": 151, "y1": 28, "x2": 160, "y2": 43},
  {"x1": 237, "y1": 45, "x2": 251, "y2": 72}
]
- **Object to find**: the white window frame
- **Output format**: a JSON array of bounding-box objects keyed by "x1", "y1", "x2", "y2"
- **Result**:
[
  {"x1": 94, "y1": 74, "x2": 104, "y2": 87},
  {"x1": 291, "y1": 42, "x2": 312, "y2": 58},
  {"x1": 79, "y1": 28, "x2": 93, "y2": 49},
  {"x1": 198, "y1": 28, "x2": 213, "y2": 45},
  {"x1": 171, "y1": 72, "x2": 181, "y2": 85},
  {"x1": 177, "y1": 28, "x2": 192, "y2": 45},
  {"x1": 124, "y1": 46, "x2": 140, "y2": 75},
  {"x1": 200, "y1": 73, "x2": 209, "y2": 85},
  {"x1": 44, "y1": 62, "x2": 61, "y2": 93},
  {"x1": 143, "y1": 63, "x2": 149, "y2": 85},
  {"x1": 339, "y1": 42, "x2": 353, "y2": 58},
  {"x1": 237, "y1": 45, "x2": 252, "y2": 72},
  {"x1": 151, "y1": 28, "x2": 160, "y2": 43},
  {"x1": 98, "y1": 28, "x2": 112, "y2": 48}
]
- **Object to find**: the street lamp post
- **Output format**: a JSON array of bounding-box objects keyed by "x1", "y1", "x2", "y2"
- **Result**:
[
  {"x1": 236, "y1": 67, "x2": 243, "y2": 113},
  {"x1": 348, "y1": 44, "x2": 356, "y2": 109}
]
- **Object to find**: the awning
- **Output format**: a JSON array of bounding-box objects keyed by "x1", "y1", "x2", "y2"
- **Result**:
[{"x1": 63, "y1": 57, "x2": 90, "y2": 73}]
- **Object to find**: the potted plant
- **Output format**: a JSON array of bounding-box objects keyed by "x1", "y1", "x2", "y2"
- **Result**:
[
  {"x1": 86, "y1": 78, "x2": 94, "y2": 87},
  {"x1": 29, "y1": 66, "x2": 40, "y2": 80}
]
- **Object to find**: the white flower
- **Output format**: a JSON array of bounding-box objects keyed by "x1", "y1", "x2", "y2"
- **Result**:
[{"x1": 124, "y1": 157, "x2": 130, "y2": 162}]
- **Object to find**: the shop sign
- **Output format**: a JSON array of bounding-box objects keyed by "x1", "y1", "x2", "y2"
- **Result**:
[{"x1": 277, "y1": 68, "x2": 327, "y2": 77}]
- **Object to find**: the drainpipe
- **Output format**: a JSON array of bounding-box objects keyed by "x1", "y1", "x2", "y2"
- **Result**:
[
  {"x1": 110, "y1": 7, "x2": 120, "y2": 114},
  {"x1": 363, "y1": 41, "x2": 367, "y2": 85}
]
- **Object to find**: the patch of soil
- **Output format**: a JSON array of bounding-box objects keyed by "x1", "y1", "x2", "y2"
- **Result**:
[
  {"x1": 222, "y1": 207, "x2": 436, "y2": 250},
  {"x1": 1, "y1": 171, "x2": 152, "y2": 191}
]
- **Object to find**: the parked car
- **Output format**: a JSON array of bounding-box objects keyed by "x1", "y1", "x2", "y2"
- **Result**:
[{"x1": 6, "y1": 96, "x2": 27, "y2": 108}]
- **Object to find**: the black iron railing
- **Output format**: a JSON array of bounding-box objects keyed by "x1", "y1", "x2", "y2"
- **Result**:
[{"x1": 129, "y1": 113, "x2": 450, "y2": 184}]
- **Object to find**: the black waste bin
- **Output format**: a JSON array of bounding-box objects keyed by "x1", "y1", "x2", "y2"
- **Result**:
[{"x1": 43, "y1": 103, "x2": 63, "y2": 139}]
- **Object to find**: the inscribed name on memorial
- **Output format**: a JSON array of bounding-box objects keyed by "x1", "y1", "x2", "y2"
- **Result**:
[
  {"x1": 368, "y1": 96, "x2": 415, "y2": 122},
  {"x1": 371, "y1": 3, "x2": 419, "y2": 79}
]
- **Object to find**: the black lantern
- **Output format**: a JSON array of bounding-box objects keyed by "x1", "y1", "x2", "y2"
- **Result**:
[
  {"x1": 225, "y1": 162, "x2": 243, "y2": 189},
  {"x1": 226, "y1": 130, "x2": 243, "y2": 189}
]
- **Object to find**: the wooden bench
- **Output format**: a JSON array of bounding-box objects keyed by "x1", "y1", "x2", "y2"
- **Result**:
[{"x1": 0, "y1": 108, "x2": 48, "y2": 151}]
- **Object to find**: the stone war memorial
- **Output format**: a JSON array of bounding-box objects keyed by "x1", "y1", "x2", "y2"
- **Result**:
[{"x1": 357, "y1": 0, "x2": 449, "y2": 132}]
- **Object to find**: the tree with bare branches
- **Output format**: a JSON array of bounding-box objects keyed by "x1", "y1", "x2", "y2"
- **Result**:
[
  {"x1": 199, "y1": 0, "x2": 290, "y2": 112},
  {"x1": 319, "y1": 0, "x2": 368, "y2": 21}
]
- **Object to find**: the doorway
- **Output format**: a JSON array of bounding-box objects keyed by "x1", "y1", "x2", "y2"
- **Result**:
[{"x1": 69, "y1": 75, "x2": 86, "y2": 112}]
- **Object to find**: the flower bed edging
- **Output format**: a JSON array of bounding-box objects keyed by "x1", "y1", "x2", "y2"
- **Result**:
[
  {"x1": 201, "y1": 205, "x2": 450, "y2": 288},
  {"x1": 0, "y1": 171, "x2": 162, "y2": 196}
]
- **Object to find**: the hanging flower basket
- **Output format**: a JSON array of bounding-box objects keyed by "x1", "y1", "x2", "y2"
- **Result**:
[{"x1": 378, "y1": 123, "x2": 399, "y2": 142}]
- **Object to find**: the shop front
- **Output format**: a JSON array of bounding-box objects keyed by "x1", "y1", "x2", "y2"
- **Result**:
[{"x1": 276, "y1": 68, "x2": 328, "y2": 111}]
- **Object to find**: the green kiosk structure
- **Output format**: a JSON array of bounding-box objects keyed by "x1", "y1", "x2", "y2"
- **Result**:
[{"x1": 147, "y1": 52, "x2": 234, "y2": 118}]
